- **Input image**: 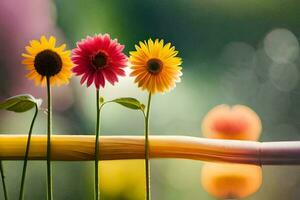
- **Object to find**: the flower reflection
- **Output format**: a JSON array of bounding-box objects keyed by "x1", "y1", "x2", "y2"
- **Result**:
[
  {"x1": 201, "y1": 163, "x2": 262, "y2": 199},
  {"x1": 100, "y1": 160, "x2": 144, "y2": 200}
]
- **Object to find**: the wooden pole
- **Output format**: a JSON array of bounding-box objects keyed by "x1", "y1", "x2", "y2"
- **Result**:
[{"x1": 0, "y1": 135, "x2": 300, "y2": 165}]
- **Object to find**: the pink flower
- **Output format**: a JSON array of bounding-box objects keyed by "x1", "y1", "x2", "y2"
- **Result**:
[{"x1": 72, "y1": 34, "x2": 127, "y2": 89}]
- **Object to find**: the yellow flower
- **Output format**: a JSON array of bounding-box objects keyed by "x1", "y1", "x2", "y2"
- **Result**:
[
  {"x1": 129, "y1": 39, "x2": 182, "y2": 94},
  {"x1": 22, "y1": 35, "x2": 73, "y2": 86}
]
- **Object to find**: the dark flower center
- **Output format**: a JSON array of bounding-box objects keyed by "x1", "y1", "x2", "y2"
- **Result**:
[
  {"x1": 91, "y1": 52, "x2": 108, "y2": 70},
  {"x1": 147, "y1": 58, "x2": 163, "y2": 74},
  {"x1": 34, "y1": 49, "x2": 62, "y2": 76}
]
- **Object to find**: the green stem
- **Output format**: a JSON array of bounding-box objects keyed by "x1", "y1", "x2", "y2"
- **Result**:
[
  {"x1": 46, "y1": 77, "x2": 53, "y2": 200},
  {"x1": 18, "y1": 104, "x2": 38, "y2": 200},
  {"x1": 0, "y1": 161, "x2": 8, "y2": 200},
  {"x1": 145, "y1": 92, "x2": 152, "y2": 200},
  {"x1": 95, "y1": 89, "x2": 100, "y2": 200}
]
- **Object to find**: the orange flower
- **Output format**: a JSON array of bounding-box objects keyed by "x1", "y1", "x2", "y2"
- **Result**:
[
  {"x1": 129, "y1": 39, "x2": 182, "y2": 94},
  {"x1": 201, "y1": 104, "x2": 262, "y2": 141}
]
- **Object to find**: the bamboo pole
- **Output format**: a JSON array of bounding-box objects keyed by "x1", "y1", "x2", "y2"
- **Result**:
[{"x1": 0, "y1": 135, "x2": 300, "y2": 165}]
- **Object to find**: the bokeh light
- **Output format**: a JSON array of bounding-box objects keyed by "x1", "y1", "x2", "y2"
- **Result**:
[
  {"x1": 264, "y1": 28, "x2": 299, "y2": 64},
  {"x1": 269, "y1": 62, "x2": 299, "y2": 92}
]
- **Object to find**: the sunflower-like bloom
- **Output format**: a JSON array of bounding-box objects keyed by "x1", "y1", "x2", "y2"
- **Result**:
[
  {"x1": 71, "y1": 34, "x2": 127, "y2": 89},
  {"x1": 22, "y1": 36, "x2": 73, "y2": 86},
  {"x1": 129, "y1": 39, "x2": 182, "y2": 94}
]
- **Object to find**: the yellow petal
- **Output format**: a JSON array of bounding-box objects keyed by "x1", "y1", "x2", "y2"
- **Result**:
[
  {"x1": 48, "y1": 36, "x2": 56, "y2": 48},
  {"x1": 40, "y1": 35, "x2": 48, "y2": 46}
]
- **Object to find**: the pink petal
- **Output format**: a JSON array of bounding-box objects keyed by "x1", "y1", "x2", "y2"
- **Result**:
[
  {"x1": 80, "y1": 73, "x2": 90, "y2": 84},
  {"x1": 86, "y1": 72, "x2": 95, "y2": 87},
  {"x1": 94, "y1": 71, "x2": 105, "y2": 88},
  {"x1": 111, "y1": 67, "x2": 126, "y2": 76},
  {"x1": 103, "y1": 68, "x2": 118, "y2": 85},
  {"x1": 102, "y1": 34, "x2": 111, "y2": 50}
]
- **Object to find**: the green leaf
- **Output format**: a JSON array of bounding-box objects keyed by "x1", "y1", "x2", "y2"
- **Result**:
[
  {"x1": 111, "y1": 97, "x2": 144, "y2": 110},
  {"x1": 0, "y1": 94, "x2": 42, "y2": 113}
]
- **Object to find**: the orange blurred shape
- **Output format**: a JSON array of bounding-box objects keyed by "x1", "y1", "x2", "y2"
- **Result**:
[
  {"x1": 201, "y1": 104, "x2": 262, "y2": 141},
  {"x1": 201, "y1": 163, "x2": 262, "y2": 199}
]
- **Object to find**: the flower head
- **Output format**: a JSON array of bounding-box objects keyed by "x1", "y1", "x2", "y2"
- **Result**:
[
  {"x1": 72, "y1": 34, "x2": 127, "y2": 89},
  {"x1": 201, "y1": 163, "x2": 262, "y2": 199},
  {"x1": 22, "y1": 36, "x2": 73, "y2": 86},
  {"x1": 129, "y1": 39, "x2": 182, "y2": 94},
  {"x1": 201, "y1": 104, "x2": 262, "y2": 141}
]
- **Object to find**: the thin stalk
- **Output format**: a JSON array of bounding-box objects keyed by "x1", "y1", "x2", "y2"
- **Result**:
[
  {"x1": 18, "y1": 105, "x2": 38, "y2": 200},
  {"x1": 95, "y1": 89, "x2": 100, "y2": 200},
  {"x1": 144, "y1": 92, "x2": 152, "y2": 200},
  {"x1": 0, "y1": 161, "x2": 8, "y2": 200},
  {"x1": 46, "y1": 77, "x2": 53, "y2": 200}
]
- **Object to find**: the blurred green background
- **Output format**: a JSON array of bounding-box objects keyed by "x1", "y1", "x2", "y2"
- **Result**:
[{"x1": 1, "y1": 0, "x2": 300, "y2": 199}]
